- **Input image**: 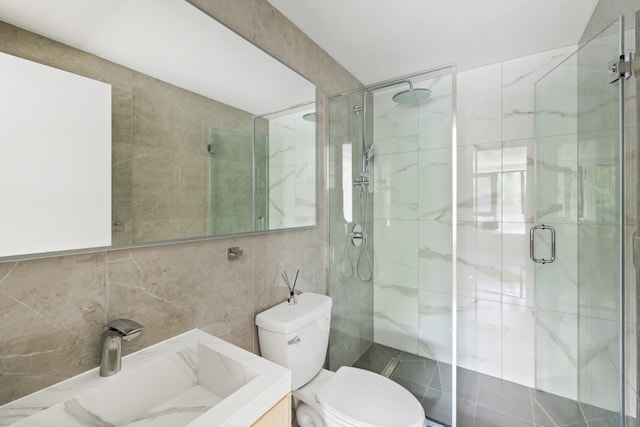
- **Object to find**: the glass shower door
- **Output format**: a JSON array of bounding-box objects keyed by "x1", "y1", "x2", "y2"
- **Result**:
[{"x1": 533, "y1": 18, "x2": 624, "y2": 425}]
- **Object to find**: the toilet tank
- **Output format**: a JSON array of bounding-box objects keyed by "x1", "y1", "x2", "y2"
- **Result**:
[{"x1": 255, "y1": 292, "x2": 332, "y2": 390}]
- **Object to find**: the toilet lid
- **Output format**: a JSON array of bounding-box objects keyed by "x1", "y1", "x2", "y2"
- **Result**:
[{"x1": 317, "y1": 367, "x2": 425, "y2": 427}]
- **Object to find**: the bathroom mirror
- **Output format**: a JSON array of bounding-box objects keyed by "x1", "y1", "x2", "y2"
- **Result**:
[{"x1": 0, "y1": 0, "x2": 316, "y2": 259}]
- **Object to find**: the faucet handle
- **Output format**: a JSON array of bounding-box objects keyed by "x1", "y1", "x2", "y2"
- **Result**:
[{"x1": 104, "y1": 319, "x2": 144, "y2": 341}]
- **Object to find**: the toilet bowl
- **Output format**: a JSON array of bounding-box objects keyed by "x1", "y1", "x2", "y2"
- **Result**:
[
  {"x1": 255, "y1": 292, "x2": 425, "y2": 427},
  {"x1": 296, "y1": 367, "x2": 425, "y2": 427}
]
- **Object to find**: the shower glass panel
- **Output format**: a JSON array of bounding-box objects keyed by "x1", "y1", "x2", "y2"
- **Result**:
[
  {"x1": 328, "y1": 66, "x2": 456, "y2": 426},
  {"x1": 534, "y1": 18, "x2": 624, "y2": 425}
]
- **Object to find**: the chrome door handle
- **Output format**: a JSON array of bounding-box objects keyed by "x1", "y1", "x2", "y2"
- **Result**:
[{"x1": 530, "y1": 224, "x2": 556, "y2": 264}]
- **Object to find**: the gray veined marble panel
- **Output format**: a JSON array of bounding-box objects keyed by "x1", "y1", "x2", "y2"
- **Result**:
[
  {"x1": 578, "y1": 314, "x2": 621, "y2": 413},
  {"x1": 418, "y1": 148, "x2": 453, "y2": 222},
  {"x1": 534, "y1": 51, "x2": 578, "y2": 139},
  {"x1": 456, "y1": 296, "x2": 502, "y2": 378},
  {"x1": 418, "y1": 220, "x2": 452, "y2": 295},
  {"x1": 502, "y1": 45, "x2": 576, "y2": 142},
  {"x1": 533, "y1": 134, "x2": 579, "y2": 224},
  {"x1": 418, "y1": 290, "x2": 452, "y2": 364},
  {"x1": 534, "y1": 223, "x2": 578, "y2": 315},
  {"x1": 373, "y1": 151, "x2": 419, "y2": 221},
  {"x1": 416, "y1": 75, "x2": 453, "y2": 152},
  {"x1": 373, "y1": 283, "x2": 419, "y2": 355},
  {"x1": 457, "y1": 142, "x2": 502, "y2": 223},
  {"x1": 373, "y1": 219, "x2": 419, "y2": 288},
  {"x1": 456, "y1": 221, "x2": 502, "y2": 302},
  {"x1": 536, "y1": 309, "x2": 578, "y2": 400},
  {"x1": 502, "y1": 304, "x2": 535, "y2": 387},
  {"x1": 457, "y1": 63, "x2": 502, "y2": 147}
]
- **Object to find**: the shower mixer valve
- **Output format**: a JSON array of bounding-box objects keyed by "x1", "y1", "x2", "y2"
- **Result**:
[{"x1": 350, "y1": 223, "x2": 365, "y2": 247}]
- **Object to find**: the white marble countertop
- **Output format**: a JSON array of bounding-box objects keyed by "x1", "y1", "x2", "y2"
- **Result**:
[{"x1": 0, "y1": 329, "x2": 291, "y2": 426}]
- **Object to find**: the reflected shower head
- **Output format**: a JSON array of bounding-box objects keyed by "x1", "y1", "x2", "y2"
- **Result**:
[
  {"x1": 302, "y1": 112, "x2": 317, "y2": 122},
  {"x1": 392, "y1": 87, "x2": 431, "y2": 104}
]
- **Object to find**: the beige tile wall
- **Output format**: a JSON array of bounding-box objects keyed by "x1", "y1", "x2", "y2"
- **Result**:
[{"x1": 0, "y1": 0, "x2": 361, "y2": 405}]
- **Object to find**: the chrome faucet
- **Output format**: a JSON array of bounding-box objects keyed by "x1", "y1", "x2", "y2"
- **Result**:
[{"x1": 99, "y1": 319, "x2": 144, "y2": 377}]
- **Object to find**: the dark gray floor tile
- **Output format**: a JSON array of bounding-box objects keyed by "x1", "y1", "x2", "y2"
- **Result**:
[
  {"x1": 534, "y1": 390, "x2": 586, "y2": 426},
  {"x1": 475, "y1": 405, "x2": 536, "y2": 427},
  {"x1": 352, "y1": 361, "x2": 377, "y2": 372},
  {"x1": 390, "y1": 375, "x2": 429, "y2": 401},
  {"x1": 353, "y1": 342, "x2": 399, "y2": 373},
  {"x1": 422, "y1": 386, "x2": 453, "y2": 426},
  {"x1": 391, "y1": 358, "x2": 438, "y2": 387},
  {"x1": 477, "y1": 375, "x2": 535, "y2": 423},
  {"x1": 457, "y1": 367, "x2": 480, "y2": 402},
  {"x1": 398, "y1": 350, "x2": 431, "y2": 361},
  {"x1": 580, "y1": 402, "x2": 620, "y2": 425},
  {"x1": 533, "y1": 393, "x2": 559, "y2": 426},
  {"x1": 429, "y1": 364, "x2": 478, "y2": 404},
  {"x1": 456, "y1": 397, "x2": 477, "y2": 427},
  {"x1": 430, "y1": 362, "x2": 450, "y2": 391},
  {"x1": 586, "y1": 417, "x2": 622, "y2": 427}
]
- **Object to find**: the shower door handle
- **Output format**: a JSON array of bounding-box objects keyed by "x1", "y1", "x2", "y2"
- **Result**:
[{"x1": 529, "y1": 224, "x2": 556, "y2": 264}]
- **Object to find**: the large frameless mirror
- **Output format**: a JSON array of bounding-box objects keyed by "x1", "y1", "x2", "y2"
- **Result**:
[{"x1": 0, "y1": 0, "x2": 316, "y2": 260}]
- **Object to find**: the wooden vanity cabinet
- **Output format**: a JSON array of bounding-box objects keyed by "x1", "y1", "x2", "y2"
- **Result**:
[{"x1": 251, "y1": 393, "x2": 292, "y2": 427}]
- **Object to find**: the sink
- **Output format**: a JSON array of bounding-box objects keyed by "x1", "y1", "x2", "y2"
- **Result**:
[{"x1": 0, "y1": 329, "x2": 291, "y2": 426}]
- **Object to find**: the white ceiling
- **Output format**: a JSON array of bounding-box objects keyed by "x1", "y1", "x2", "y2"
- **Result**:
[{"x1": 266, "y1": 0, "x2": 599, "y2": 85}]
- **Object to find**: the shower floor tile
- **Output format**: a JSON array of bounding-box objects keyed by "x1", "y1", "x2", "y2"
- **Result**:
[{"x1": 351, "y1": 343, "x2": 624, "y2": 427}]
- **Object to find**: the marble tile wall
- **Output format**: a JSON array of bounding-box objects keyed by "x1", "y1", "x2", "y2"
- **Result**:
[
  {"x1": 371, "y1": 47, "x2": 577, "y2": 390},
  {"x1": 0, "y1": 0, "x2": 362, "y2": 405},
  {"x1": 267, "y1": 106, "x2": 316, "y2": 229},
  {"x1": 371, "y1": 71, "x2": 454, "y2": 362}
]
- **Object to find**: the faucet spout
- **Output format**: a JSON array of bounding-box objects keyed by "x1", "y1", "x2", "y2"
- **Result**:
[{"x1": 99, "y1": 319, "x2": 144, "y2": 377}]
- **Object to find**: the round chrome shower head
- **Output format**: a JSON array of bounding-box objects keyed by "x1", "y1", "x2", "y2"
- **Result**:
[{"x1": 392, "y1": 87, "x2": 432, "y2": 105}]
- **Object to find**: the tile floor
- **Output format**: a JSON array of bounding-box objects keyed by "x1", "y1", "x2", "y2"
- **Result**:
[{"x1": 353, "y1": 343, "x2": 630, "y2": 427}]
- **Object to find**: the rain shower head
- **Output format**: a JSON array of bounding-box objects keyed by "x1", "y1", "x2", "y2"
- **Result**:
[{"x1": 392, "y1": 87, "x2": 432, "y2": 104}]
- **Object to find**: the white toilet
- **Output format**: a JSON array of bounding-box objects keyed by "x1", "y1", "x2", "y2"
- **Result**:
[{"x1": 255, "y1": 292, "x2": 426, "y2": 427}]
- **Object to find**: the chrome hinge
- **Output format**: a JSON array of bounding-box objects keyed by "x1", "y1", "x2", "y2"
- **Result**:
[{"x1": 608, "y1": 52, "x2": 635, "y2": 83}]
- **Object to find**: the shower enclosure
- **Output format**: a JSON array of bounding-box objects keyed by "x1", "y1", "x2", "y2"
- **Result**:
[
  {"x1": 328, "y1": 16, "x2": 635, "y2": 425},
  {"x1": 328, "y1": 66, "x2": 457, "y2": 424}
]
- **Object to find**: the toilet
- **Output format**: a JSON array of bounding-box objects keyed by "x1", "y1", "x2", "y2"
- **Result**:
[{"x1": 255, "y1": 292, "x2": 426, "y2": 427}]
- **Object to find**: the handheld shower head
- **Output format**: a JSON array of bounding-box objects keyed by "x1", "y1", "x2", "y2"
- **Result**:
[{"x1": 365, "y1": 143, "x2": 375, "y2": 161}]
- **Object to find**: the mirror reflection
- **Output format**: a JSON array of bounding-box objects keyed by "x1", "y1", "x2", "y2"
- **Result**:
[{"x1": 0, "y1": 0, "x2": 316, "y2": 259}]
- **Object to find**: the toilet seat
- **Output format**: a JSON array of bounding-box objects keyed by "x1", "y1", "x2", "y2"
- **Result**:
[{"x1": 317, "y1": 366, "x2": 425, "y2": 427}]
